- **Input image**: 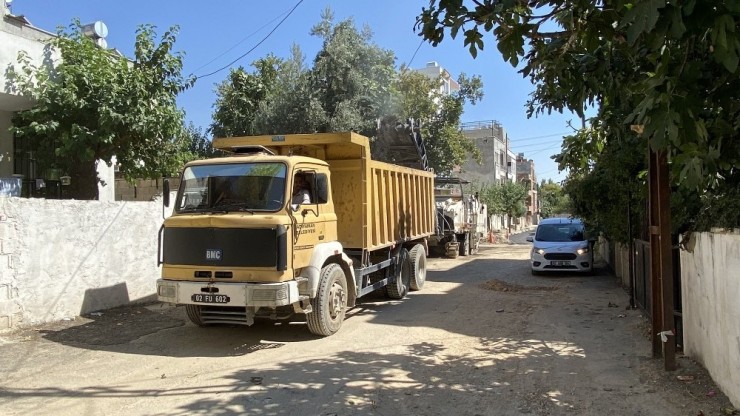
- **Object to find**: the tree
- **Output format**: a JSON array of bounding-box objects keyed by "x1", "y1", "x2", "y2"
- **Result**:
[
  {"x1": 182, "y1": 122, "x2": 223, "y2": 160},
  {"x1": 423, "y1": 73, "x2": 484, "y2": 175},
  {"x1": 253, "y1": 46, "x2": 326, "y2": 135},
  {"x1": 538, "y1": 180, "x2": 571, "y2": 219},
  {"x1": 9, "y1": 20, "x2": 193, "y2": 200},
  {"x1": 310, "y1": 9, "x2": 397, "y2": 136},
  {"x1": 476, "y1": 181, "x2": 527, "y2": 231},
  {"x1": 392, "y1": 69, "x2": 484, "y2": 174},
  {"x1": 210, "y1": 56, "x2": 281, "y2": 138},
  {"x1": 209, "y1": 9, "x2": 484, "y2": 175},
  {"x1": 416, "y1": 0, "x2": 740, "y2": 231}
]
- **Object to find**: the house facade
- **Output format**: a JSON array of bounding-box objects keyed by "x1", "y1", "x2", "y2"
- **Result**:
[
  {"x1": 0, "y1": 3, "x2": 54, "y2": 196},
  {"x1": 459, "y1": 120, "x2": 516, "y2": 185}
]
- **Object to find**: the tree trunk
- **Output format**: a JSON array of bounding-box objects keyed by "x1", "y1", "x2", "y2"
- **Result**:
[{"x1": 64, "y1": 159, "x2": 99, "y2": 200}]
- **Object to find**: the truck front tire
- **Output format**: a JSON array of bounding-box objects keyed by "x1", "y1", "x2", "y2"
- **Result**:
[
  {"x1": 185, "y1": 305, "x2": 206, "y2": 326},
  {"x1": 409, "y1": 244, "x2": 426, "y2": 291},
  {"x1": 307, "y1": 264, "x2": 348, "y2": 336}
]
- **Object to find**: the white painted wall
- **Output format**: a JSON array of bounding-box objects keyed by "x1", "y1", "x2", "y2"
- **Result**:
[
  {"x1": 681, "y1": 231, "x2": 740, "y2": 408},
  {"x1": 0, "y1": 195, "x2": 174, "y2": 329},
  {"x1": 97, "y1": 156, "x2": 116, "y2": 202}
]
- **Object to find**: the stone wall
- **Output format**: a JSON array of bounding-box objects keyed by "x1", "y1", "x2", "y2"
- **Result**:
[{"x1": 0, "y1": 195, "x2": 173, "y2": 329}]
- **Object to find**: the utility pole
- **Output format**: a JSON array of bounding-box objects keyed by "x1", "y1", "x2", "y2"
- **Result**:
[{"x1": 632, "y1": 124, "x2": 676, "y2": 371}]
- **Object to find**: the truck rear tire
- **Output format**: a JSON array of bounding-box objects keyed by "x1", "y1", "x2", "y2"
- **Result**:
[
  {"x1": 409, "y1": 244, "x2": 426, "y2": 291},
  {"x1": 459, "y1": 234, "x2": 470, "y2": 256},
  {"x1": 386, "y1": 248, "x2": 411, "y2": 299},
  {"x1": 307, "y1": 264, "x2": 347, "y2": 337},
  {"x1": 185, "y1": 305, "x2": 206, "y2": 326}
]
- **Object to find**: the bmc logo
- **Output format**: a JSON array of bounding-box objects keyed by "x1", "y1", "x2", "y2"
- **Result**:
[{"x1": 205, "y1": 249, "x2": 222, "y2": 261}]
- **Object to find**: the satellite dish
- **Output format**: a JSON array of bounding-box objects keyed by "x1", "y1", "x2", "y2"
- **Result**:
[
  {"x1": 95, "y1": 37, "x2": 108, "y2": 49},
  {"x1": 82, "y1": 21, "x2": 108, "y2": 39}
]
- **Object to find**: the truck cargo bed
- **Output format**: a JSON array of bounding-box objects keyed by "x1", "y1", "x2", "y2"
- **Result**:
[{"x1": 213, "y1": 132, "x2": 435, "y2": 251}]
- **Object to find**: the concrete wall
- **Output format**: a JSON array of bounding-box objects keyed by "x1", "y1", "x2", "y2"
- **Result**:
[
  {"x1": 680, "y1": 231, "x2": 740, "y2": 408},
  {"x1": 0, "y1": 195, "x2": 173, "y2": 330}
]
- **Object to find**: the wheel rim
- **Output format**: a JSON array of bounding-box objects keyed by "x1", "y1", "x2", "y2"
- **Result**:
[{"x1": 328, "y1": 281, "x2": 345, "y2": 320}]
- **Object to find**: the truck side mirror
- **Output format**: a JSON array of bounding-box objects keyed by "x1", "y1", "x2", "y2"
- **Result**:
[
  {"x1": 163, "y1": 179, "x2": 170, "y2": 207},
  {"x1": 526, "y1": 236, "x2": 533, "y2": 242}
]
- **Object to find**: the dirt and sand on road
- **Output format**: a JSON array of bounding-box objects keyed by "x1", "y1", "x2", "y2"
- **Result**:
[{"x1": 0, "y1": 239, "x2": 735, "y2": 416}]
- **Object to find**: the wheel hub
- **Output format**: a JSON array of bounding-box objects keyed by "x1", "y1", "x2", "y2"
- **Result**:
[{"x1": 328, "y1": 282, "x2": 345, "y2": 319}]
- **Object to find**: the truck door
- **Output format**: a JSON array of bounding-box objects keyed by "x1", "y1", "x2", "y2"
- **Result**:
[{"x1": 291, "y1": 169, "x2": 337, "y2": 268}]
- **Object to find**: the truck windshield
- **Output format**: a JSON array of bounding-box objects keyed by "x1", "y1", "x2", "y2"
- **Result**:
[
  {"x1": 535, "y1": 223, "x2": 586, "y2": 242},
  {"x1": 175, "y1": 162, "x2": 287, "y2": 213}
]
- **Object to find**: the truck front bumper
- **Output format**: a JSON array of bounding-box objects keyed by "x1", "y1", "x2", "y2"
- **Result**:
[{"x1": 156, "y1": 279, "x2": 300, "y2": 308}]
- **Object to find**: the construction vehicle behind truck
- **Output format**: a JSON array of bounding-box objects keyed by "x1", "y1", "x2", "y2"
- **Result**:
[
  {"x1": 429, "y1": 177, "x2": 488, "y2": 258},
  {"x1": 156, "y1": 132, "x2": 435, "y2": 336}
]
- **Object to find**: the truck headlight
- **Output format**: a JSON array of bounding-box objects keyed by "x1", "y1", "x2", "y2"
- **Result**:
[
  {"x1": 158, "y1": 284, "x2": 176, "y2": 298},
  {"x1": 533, "y1": 248, "x2": 545, "y2": 255},
  {"x1": 577, "y1": 247, "x2": 590, "y2": 255}
]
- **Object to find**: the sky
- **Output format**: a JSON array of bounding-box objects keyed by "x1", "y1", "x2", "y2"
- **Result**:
[{"x1": 9, "y1": 0, "x2": 579, "y2": 183}]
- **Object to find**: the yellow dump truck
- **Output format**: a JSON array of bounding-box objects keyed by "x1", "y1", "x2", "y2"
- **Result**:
[{"x1": 156, "y1": 132, "x2": 435, "y2": 336}]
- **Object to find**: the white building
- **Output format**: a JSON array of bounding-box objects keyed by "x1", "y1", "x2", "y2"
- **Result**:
[{"x1": 412, "y1": 61, "x2": 460, "y2": 108}]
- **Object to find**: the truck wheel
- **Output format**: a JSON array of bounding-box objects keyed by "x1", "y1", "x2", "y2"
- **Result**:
[
  {"x1": 459, "y1": 234, "x2": 470, "y2": 256},
  {"x1": 386, "y1": 248, "x2": 411, "y2": 299},
  {"x1": 185, "y1": 305, "x2": 206, "y2": 326},
  {"x1": 409, "y1": 244, "x2": 426, "y2": 291},
  {"x1": 307, "y1": 264, "x2": 347, "y2": 336}
]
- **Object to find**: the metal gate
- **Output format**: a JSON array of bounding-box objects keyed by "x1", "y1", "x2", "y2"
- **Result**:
[{"x1": 632, "y1": 239, "x2": 683, "y2": 348}]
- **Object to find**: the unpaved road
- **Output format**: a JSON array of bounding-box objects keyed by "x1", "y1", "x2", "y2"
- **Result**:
[{"x1": 0, "y1": 237, "x2": 734, "y2": 415}]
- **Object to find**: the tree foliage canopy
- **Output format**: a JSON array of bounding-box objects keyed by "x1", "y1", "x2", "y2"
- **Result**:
[
  {"x1": 209, "y1": 10, "x2": 483, "y2": 175},
  {"x1": 538, "y1": 179, "x2": 571, "y2": 219},
  {"x1": 475, "y1": 181, "x2": 528, "y2": 219},
  {"x1": 9, "y1": 20, "x2": 193, "y2": 199},
  {"x1": 417, "y1": 0, "x2": 740, "y2": 232}
]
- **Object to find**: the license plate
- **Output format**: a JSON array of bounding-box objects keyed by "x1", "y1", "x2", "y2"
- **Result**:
[
  {"x1": 191, "y1": 293, "x2": 230, "y2": 304},
  {"x1": 551, "y1": 261, "x2": 571, "y2": 266}
]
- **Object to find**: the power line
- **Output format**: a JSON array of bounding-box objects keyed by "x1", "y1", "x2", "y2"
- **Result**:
[
  {"x1": 508, "y1": 132, "x2": 571, "y2": 142},
  {"x1": 526, "y1": 143, "x2": 563, "y2": 156},
  {"x1": 191, "y1": 8, "x2": 291, "y2": 74},
  {"x1": 407, "y1": 38, "x2": 425, "y2": 68},
  {"x1": 194, "y1": 0, "x2": 305, "y2": 80},
  {"x1": 511, "y1": 138, "x2": 565, "y2": 149}
]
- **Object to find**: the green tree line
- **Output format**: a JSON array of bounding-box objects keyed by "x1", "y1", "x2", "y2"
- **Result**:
[{"x1": 9, "y1": 10, "x2": 485, "y2": 199}]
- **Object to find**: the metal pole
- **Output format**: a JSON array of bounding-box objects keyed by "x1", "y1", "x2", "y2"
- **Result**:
[{"x1": 628, "y1": 186, "x2": 636, "y2": 309}]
